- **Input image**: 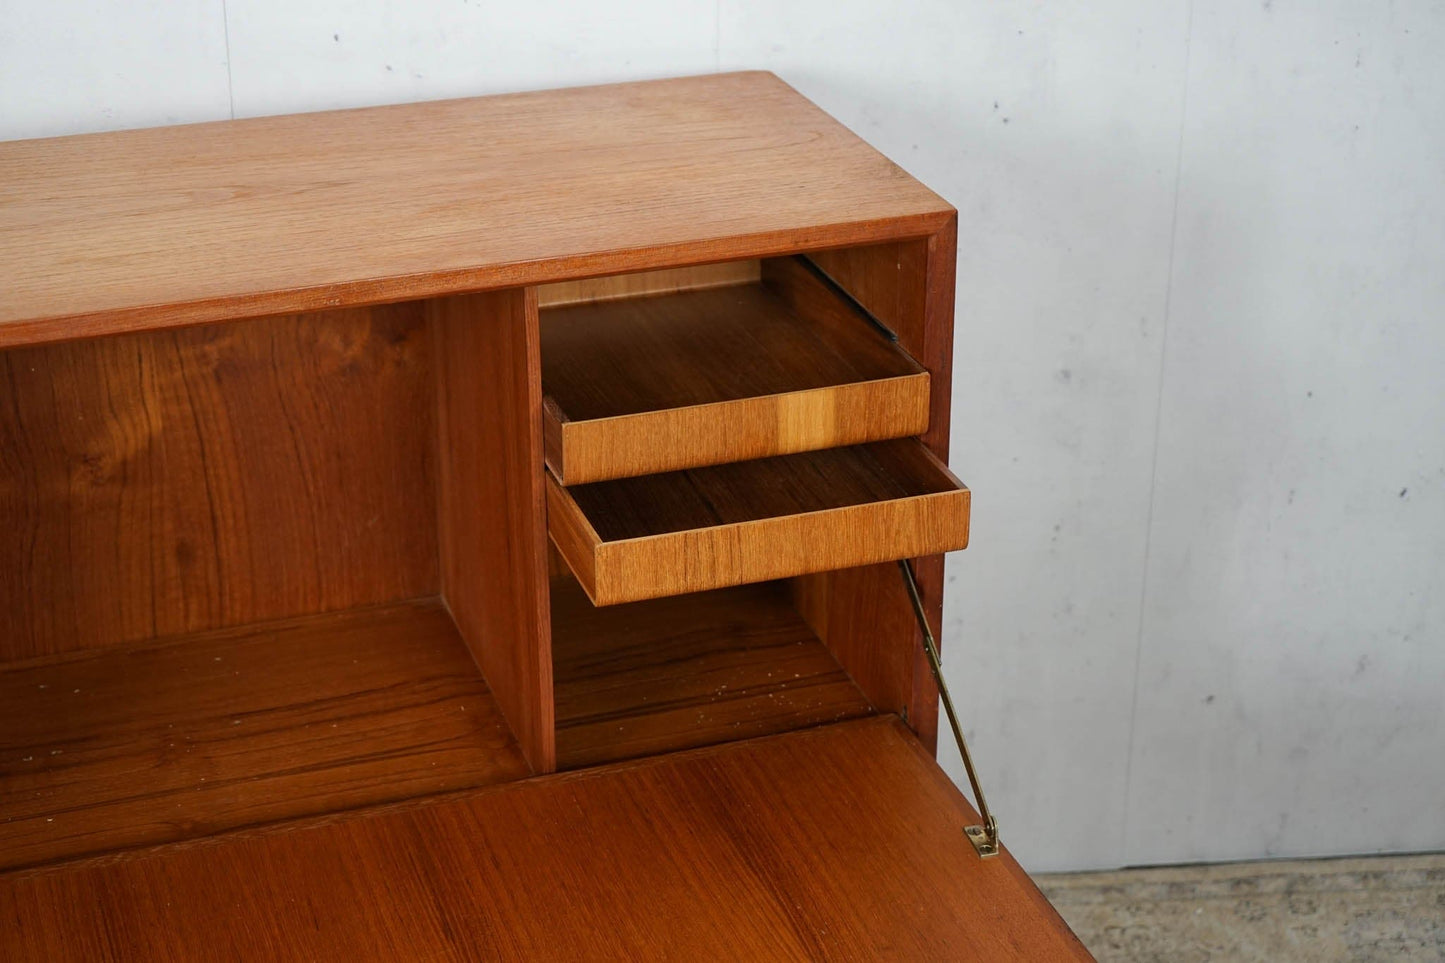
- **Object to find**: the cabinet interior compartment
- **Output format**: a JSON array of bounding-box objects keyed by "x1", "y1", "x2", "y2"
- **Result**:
[
  {"x1": 549, "y1": 573, "x2": 875, "y2": 770},
  {"x1": 0, "y1": 298, "x2": 544, "y2": 871},
  {"x1": 537, "y1": 241, "x2": 961, "y2": 767},
  {"x1": 1, "y1": 240, "x2": 953, "y2": 873}
]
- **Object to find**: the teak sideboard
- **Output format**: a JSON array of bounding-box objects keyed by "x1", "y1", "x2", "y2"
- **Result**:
[{"x1": 0, "y1": 72, "x2": 1089, "y2": 960}]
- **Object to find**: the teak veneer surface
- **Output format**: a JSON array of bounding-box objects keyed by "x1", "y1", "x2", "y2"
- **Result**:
[
  {"x1": 542, "y1": 270, "x2": 920, "y2": 420},
  {"x1": 0, "y1": 599, "x2": 529, "y2": 873},
  {"x1": 548, "y1": 439, "x2": 971, "y2": 604},
  {"x1": 541, "y1": 259, "x2": 929, "y2": 483},
  {"x1": 565, "y1": 440, "x2": 962, "y2": 540},
  {"x1": 0, "y1": 304, "x2": 438, "y2": 662},
  {"x1": 799, "y1": 233, "x2": 959, "y2": 751},
  {"x1": 432, "y1": 289, "x2": 555, "y2": 772},
  {"x1": 0, "y1": 72, "x2": 953, "y2": 347},
  {"x1": 0, "y1": 717, "x2": 1088, "y2": 961},
  {"x1": 551, "y1": 577, "x2": 873, "y2": 770}
]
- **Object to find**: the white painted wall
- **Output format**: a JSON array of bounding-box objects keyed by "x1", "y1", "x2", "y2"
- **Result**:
[{"x1": 3, "y1": 1, "x2": 1441, "y2": 873}]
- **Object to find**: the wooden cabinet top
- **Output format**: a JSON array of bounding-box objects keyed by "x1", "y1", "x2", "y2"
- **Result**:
[{"x1": 0, "y1": 71, "x2": 953, "y2": 347}]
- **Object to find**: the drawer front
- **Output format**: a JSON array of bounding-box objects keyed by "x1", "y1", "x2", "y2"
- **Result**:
[
  {"x1": 547, "y1": 374, "x2": 929, "y2": 485},
  {"x1": 547, "y1": 439, "x2": 970, "y2": 606}
]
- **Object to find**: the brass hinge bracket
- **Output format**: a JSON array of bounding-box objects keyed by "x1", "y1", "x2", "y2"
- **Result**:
[{"x1": 898, "y1": 559, "x2": 1000, "y2": 859}]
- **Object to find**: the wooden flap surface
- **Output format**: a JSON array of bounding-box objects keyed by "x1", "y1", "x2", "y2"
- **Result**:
[{"x1": 0, "y1": 717, "x2": 1087, "y2": 961}]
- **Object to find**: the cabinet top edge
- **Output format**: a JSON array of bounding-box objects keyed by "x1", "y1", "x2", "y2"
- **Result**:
[{"x1": 0, "y1": 71, "x2": 954, "y2": 347}]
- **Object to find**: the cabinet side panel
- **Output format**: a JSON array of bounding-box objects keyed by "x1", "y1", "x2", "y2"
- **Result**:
[
  {"x1": 432, "y1": 288, "x2": 555, "y2": 773},
  {"x1": 0, "y1": 304, "x2": 438, "y2": 661},
  {"x1": 796, "y1": 222, "x2": 957, "y2": 751}
]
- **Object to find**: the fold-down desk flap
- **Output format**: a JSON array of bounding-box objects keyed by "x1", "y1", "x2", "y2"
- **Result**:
[{"x1": 0, "y1": 717, "x2": 1087, "y2": 961}]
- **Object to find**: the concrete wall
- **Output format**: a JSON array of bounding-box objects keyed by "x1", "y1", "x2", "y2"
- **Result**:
[{"x1": 4, "y1": 0, "x2": 1441, "y2": 872}]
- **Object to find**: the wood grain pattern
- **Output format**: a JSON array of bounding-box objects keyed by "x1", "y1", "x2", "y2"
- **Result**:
[
  {"x1": 0, "y1": 598, "x2": 529, "y2": 874},
  {"x1": 0, "y1": 717, "x2": 1089, "y2": 961},
  {"x1": 536, "y1": 260, "x2": 759, "y2": 308},
  {"x1": 789, "y1": 564, "x2": 919, "y2": 721},
  {"x1": 0, "y1": 73, "x2": 953, "y2": 347},
  {"x1": 551, "y1": 577, "x2": 873, "y2": 770},
  {"x1": 803, "y1": 226, "x2": 958, "y2": 748},
  {"x1": 0, "y1": 304, "x2": 437, "y2": 662},
  {"x1": 908, "y1": 224, "x2": 961, "y2": 748},
  {"x1": 544, "y1": 372, "x2": 926, "y2": 485},
  {"x1": 0, "y1": 72, "x2": 1067, "y2": 957},
  {"x1": 432, "y1": 289, "x2": 556, "y2": 772},
  {"x1": 547, "y1": 440, "x2": 970, "y2": 606},
  {"x1": 541, "y1": 257, "x2": 928, "y2": 483}
]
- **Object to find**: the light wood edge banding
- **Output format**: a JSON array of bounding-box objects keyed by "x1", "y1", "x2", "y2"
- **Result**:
[
  {"x1": 546, "y1": 373, "x2": 930, "y2": 484},
  {"x1": 548, "y1": 467, "x2": 970, "y2": 607},
  {"x1": 545, "y1": 471, "x2": 605, "y2": 597}
]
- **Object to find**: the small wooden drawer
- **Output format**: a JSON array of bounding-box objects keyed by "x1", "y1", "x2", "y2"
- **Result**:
[
  {"x1": 540, "y1": 257, "x2": 930, "y2": 485},
  {"x1": 546, "y1": 439, "x2": 970, "y2": 606}
]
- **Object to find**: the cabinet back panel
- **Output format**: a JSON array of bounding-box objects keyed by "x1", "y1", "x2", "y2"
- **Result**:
[{"x1": 0, "y1": 304, "x2": 437, "y2": 661}]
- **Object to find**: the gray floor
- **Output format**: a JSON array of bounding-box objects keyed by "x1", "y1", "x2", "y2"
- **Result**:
[{"x1": 1038, "y1": 853, "x2": 1445, "y2": 962}]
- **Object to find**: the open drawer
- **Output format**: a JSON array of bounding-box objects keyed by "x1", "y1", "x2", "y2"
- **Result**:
[
  {"x1": 540, "y1": 257, "x2": 930, "y2": 484},
  {"x1": 547, "y1": 438, "x2": 970, "y2": 606}
]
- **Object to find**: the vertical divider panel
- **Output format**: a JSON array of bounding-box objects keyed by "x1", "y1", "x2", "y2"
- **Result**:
[
  {"x1": 789, "y1": 217, "x2": 958, "y2": 753},
  {"x1": 432, "y1": 287, "x2": 556, "y2": 773}
]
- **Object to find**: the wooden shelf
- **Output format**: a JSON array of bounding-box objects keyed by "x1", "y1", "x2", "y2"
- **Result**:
[
  {"x1": 547, "y1": 439, "x2": 971, "y2": 605},
  {"x1": 0, "y1": 599, "x2": 529, "y2": 872},
  {"x1": 0, "y1": 718, "x2": 1089, "y2": 961},
  {"x1": 551, "y1": 577, "x2": 873, "y2": 770},
  {"x1": 540, "y1": 256, "x2": 929, "y2": 484}
]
